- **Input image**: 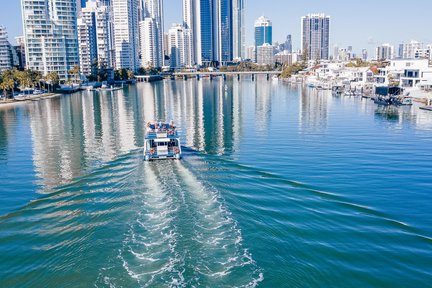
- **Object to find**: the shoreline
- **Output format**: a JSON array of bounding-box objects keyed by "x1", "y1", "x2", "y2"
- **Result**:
[{"x1": 0, "y1": 93, "x2": 63, "y2": 109}]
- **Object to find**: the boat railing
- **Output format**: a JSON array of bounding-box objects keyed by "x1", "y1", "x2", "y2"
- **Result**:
[{"x1": 146, "y1": 129, "x2": 178, "y2": 138}]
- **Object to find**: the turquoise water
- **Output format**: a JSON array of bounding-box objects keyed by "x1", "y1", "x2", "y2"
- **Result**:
[{"x1": 1, "y1": 78, "x2": 432, "y2": 287}]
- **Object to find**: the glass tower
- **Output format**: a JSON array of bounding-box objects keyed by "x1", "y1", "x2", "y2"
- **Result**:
[
  {"x1": 254, "y1": 16, "x2": 272, "y2": 47},
  {"x1": 220, "y1": 0, "x2": 233, "y2": 62}
]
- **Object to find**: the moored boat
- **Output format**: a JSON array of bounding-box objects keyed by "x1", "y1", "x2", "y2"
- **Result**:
[{"x1": 144, "y1": 121, "x2": 182, "y2": 161}]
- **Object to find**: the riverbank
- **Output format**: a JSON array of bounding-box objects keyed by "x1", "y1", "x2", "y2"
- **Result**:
[{"x1": 0, "y1": 93, "x2": 62, "y2": 109}]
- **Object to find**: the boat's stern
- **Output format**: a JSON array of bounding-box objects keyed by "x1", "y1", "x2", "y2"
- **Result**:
[{"x1": 144, "y1": 137, "x2": 182, "y2": 161}]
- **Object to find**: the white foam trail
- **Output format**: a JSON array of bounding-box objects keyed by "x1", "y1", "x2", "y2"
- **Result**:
[
  {"x1": 174, "y1": 161, "x2": 262, "y2": 286},
  {"x1": 96, "y1": 162, "x2": 185, "y2": 287}
]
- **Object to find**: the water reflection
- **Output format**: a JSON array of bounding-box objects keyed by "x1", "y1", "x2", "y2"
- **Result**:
[
  {"x1": 1, "y1": 80, "x2": 432, "y2": 193},
  {"x1": 29, "y1": 90, "x2": 139, "y2": 190},
  {"x1": 299, "y1": 86, "x2": 330, "y2": 133},
  {"x1": 255, "y1": 78, "x2": 272, "y2": 134}
]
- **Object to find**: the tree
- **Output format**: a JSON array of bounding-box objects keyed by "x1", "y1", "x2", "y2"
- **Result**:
[
  {"x1": 28, "y1": 69, "x2": 42, "y2": 88},
  {"x1": 68, "y1": 65, "x2": 80, "y2": 83},
  {"x1": 280, "y1": 62, "x2": 307, "y2": 79},
  {"x1": 127, "y1": 69, "x2": 134, "y2": 80},
  {"x1": 0, "y1": 74, "x2": 15, "y2": 99},
  {"x1": 44, "y1": 71, "x2": 59, "y2": 92}
]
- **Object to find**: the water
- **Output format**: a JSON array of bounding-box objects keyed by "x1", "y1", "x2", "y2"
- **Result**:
[{"x1": 1, "y1": 78, "x2": 432, "y2": 287}]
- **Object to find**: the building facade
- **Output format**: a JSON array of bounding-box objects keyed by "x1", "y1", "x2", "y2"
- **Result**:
[
  {"x1": 183, "y1": 0, "x2": 243, "y2": 66},
  {"x1": 168, "y1": 24, "x2": 193, "y2": 68},
  {"x1": 398, "y1": 41, "x2": 422, "y2": 59},
  {"x1": 112, "y1": 0, "x2": 140, "y2": 70},
  {"x1": 77, "y1": 1, "x2": 115, "y2": 76},
  {"x1": 257, "y1": 43, "x2": 274, "y2": 65},
  {"x1": 14, "y1": 36, "x2": 26, "y2": 69},
  {"x1": 232, "y1": 0, "x2": 245, "y2": 60},
  {"x1": 0, "y1": 26, "x2": 12, "y2": 71},
  {"x1": 21, "y1": 0, "x2": 79, "y2": 80},
  {"x1": 275, "y1": 50, "x2": 298, "y2": 66},
  {"x1": 254, "y1": 16, "x2": 272, "y2": 47},
  {"x1": 139, "y1": 0, "x2": 164, "y2": 68},
  {"x1": 301, "y1": 13, "x2": 330, "y2": 60},
  {"x1": 375, "y1": 44, "x2": 394, "y2": 61}
]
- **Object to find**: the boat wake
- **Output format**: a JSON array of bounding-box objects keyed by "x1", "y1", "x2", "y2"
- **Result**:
[{"x1": 96, "y1": 158, "x2": 262, "y2": 287}]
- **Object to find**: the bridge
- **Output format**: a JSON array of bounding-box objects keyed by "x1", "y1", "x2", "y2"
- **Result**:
[
  {"x1": 135, "y1": 71, "x2": 282, "y2": 82},
  {"x1": 173, "y1": 71, "x2": 282, "y2": 81}
]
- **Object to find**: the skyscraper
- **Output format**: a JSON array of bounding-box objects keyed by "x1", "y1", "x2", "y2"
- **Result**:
[
  {"x1": 21, "y1": 0, "x2": 79, "y2": 80},
  {"x1": 301, "y1": 13, "x2": 330, "y2": 60},
  {"x1": 0, "y1": 26, "x2": 12, "y2": 71},
  {"x1": 140, "y1": 0, "x2": 164, "y2": 68},
  {"x1": 232, "y1": 0, "x2": 245, "y2": 60},
  {"x1": 14, "y1": 36, "x2": 26, "y2": 69},
  {"x1": 254, "y1": 16, "x2": 272, "y2": 47},
  {"x1": 112, "y1": 0, "x2": 140, "y2": 70},
  {"x1": 285, "y1": 35, "x2": 292, "y2": 53},
  {"x1": 183, "y1": 0, "x2": 243, "y2": 66},
  {"x1": 254, "y1": 16, "x2": 272, "y2": 63},
  {"x1": 168, "y1": 24, "x2": 193, "y2": 68},
  {"x1": 78, "y1": 1, "x2": 114, "y2": 75}
]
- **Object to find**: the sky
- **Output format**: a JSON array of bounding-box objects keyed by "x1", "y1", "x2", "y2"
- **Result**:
[{"x1": 2, "y1": 0, "x2": 432, "y2": 56}]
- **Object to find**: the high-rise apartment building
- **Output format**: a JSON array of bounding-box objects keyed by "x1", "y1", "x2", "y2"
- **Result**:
[
  {"x1": 139, "y1": 0, "x2": 164, "y2": 68},
  {"x1": 21, "y1": 0, "x2": 79, "y2": 80},
  {"x1": 14, "y1": 36, "x2": 26, "y2": 69},
  {"x1": 168, "y1": 24, "x2": 193, "y2": 68},
  {"x1": 112, "y1": 0, "x2": 140, "y2": 70},
  {"x1": 232, "y1": 0, "x2": 245, "y2": 60},
  {"x1": 375, "y1": 44, "x2": 394, "y2": 61},
  {"x1": 254, "y1": 16, "x2": 272, "y2": 63},
  {"x1": 183, "y1": 0, "x2": 244, "y2": 66},
  {"x1": 398, "y1": 40, "x2": 423, "y2": 59},
  {"x1": 301, "y1": 13, "x2": 330, "y2": 60},
  {"x1": 362, "y1": 49, "x2": 368, "y2": 61},
  {"x1": 257, "y1": 43, "x2": 275, "y2": 65},
  {"x1": 78, "y1": 1, "x2": 115, "y2": 75},
  {"x1": 0, "y1": 26, "x2": 12, "y2": 71}
]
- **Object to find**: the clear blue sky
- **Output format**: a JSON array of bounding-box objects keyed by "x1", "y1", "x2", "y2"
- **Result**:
[{"x1": 2, "y1": 0, "x2": 432, "y2": 56}]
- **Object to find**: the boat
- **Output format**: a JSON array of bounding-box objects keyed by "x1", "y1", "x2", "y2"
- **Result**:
[
  {"x1": 97, "y1": 85, "x2": 123, "y2": 92},
  {"x1": 331, "y1": 85, "x2": 343, "y2": 96},
  {"x1": 373, "y1": 95, "x2": 391, "y2": 105},
  {"x1": 144, "y1": 121, "x2": 182, "y2": 161}
]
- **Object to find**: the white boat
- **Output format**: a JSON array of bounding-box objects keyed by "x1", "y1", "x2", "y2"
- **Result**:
[{"x1": 144, "y1": 121, "x2": 182, "y2": 161}]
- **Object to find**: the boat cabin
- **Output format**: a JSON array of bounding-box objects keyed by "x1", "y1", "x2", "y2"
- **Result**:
[{"x1": 144, "y1": 121, "x2": 182, "y2": 161}]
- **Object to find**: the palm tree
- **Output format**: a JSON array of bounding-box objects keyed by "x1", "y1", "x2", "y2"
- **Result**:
[
  {"x1": 127, "y1": 69, "x2": 135, "y2": 80},
  {"x1": 44, "y1": 71, "x2": 59, "y2": 92},
  {"x1": 68, "y1": 65, "x2": 80, "y2": 84},
  {"x1": 0, "y1": 78, "x2": 15, "y2": 99}
]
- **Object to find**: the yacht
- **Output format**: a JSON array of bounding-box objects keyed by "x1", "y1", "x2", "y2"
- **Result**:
[{"x1": 144, "y1": 121, "x2": 182, "y2": 161}]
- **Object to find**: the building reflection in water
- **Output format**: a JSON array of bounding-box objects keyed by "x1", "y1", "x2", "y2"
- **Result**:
[
  {"x1": 254, "y1": 78, "x2": 272, "y2": 135},
  {"x1": 3, "y1": 79, "x2": 432, "y2": 193},
  {"x1": 29, "y1": 90, "x2": 138, "y2": 191},
  {"x1": 142, "y1": 78, "x2": 241, "y2": 155},
  {"x1": 298, "y1": 86, "x2": 330, "y2": 134}
]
